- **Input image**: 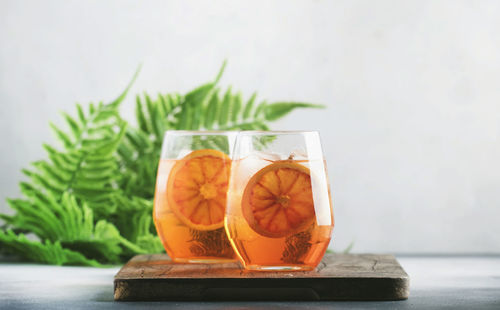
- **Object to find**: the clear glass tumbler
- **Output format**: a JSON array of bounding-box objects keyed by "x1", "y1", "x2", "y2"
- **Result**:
[
  {"x1": 225, "y1": 131, "x2": 334, "y2": 271},
  {"x1": 153, "y1": 131, "x2": 238, "y2": 263}
]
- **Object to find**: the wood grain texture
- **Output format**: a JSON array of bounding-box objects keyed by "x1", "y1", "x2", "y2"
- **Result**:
[{"x1": 114, "y1": 253, "x2": 409, "y2": 301}]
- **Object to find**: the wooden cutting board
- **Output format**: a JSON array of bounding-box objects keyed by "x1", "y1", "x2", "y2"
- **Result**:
[{"x1": 114, "y1": 253, "x2": 409, "y2": 301}]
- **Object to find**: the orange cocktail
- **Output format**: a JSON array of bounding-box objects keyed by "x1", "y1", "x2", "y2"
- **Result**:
[
  {"x1": 225, "y1": 131, "x2": 334, "y2": 271},
  {"x1": 153, "y1": 132, "x2": 237, "y2": 263}
]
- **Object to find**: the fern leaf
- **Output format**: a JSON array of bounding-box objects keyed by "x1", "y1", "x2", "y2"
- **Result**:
[
  {"x1": 76, "y1": 103, "x2": 86, "y2": 123},
  {"x1": 242, "y1": 92, "x2": 257, "y2": 120},
  {"x1": 218, "y1": 87, "x2": 232, "y2": 126},
  {"x1": 135, "y1": 95, "x2": 149, "y2": 133},
  {"x1": 264, "y1": 102, "x2": 325, "y2": 121},
  {"x1": 176, "y1": 99, "x2": 190, "y2": 130},
  {"x1": 214, "y1": 60, "x2": 227, "y2": 84},
  {"x1": 49, "y1": 123, "x2": 73, "y2": 148},
  {"x1": 61, "y1": 112, "x2": 81, "y2": 139},
  {"x1": 204, "y1": 89, "x2": 220, "y2": 129},
  {"x1": 0, "y1": 230, "x2": 102, "y2": 266},
  {"x1": 146, "y1": 94, "x2": 165, "y2": 142},
  {"x1": 231, "y1": 92, "x2": 242, "y2": 123},
  {"x1": 108, "y1": 64, "x2": 141, "y2": 108},
  {"x1": 135, "y1": 234, "x2": 164, "y2": 254},
  {"x1": 253, "y1": 101, "x2": 267, "y2": 119},
  {"x1": 158, "y1": 94, "x2": 170, "y2": 116},
  {"x1": 88, "y1": 102, "x2": 96, "y2": 114}
]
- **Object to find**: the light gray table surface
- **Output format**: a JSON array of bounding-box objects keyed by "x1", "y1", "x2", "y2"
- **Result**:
[{"x1": 1, "y1": 255, "x2": 500, "y2": 310}]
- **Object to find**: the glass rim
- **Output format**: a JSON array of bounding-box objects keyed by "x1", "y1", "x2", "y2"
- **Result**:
[
  {"x1": 237, "y1": 130, "x2": 319, "y2": 135},
  {"x1": 164, "y1": 130, "x2": 238, "y2": 136}
]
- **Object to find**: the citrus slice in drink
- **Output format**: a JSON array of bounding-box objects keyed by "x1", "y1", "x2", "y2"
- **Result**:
[
  {"x1": 242, "y1": 161, "x2": 316, "y2": 238},
  {"x1": 167, "y1": 149, "x2": 231, "y2": 231}
]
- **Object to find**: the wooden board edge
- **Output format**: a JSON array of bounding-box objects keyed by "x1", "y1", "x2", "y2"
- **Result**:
[{"x1": 114, "y1": 276, "x2": 410, "y2": 301}]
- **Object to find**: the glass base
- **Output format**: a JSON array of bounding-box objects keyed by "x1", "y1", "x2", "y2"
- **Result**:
[
  {"x1": 244, "y1": 264, "x2": 314, "y2": 271},
  {"x1": 172, "y1": 257, "x2": 237, "y2": 264}
]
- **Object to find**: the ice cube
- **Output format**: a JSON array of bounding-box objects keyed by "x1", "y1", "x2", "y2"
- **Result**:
[
  {"x1": 289, "y1": 149, "x2": 308, "y2": 161},
  {"x1": 255, "y1": 150, "x2": 284, "y2": 162}
]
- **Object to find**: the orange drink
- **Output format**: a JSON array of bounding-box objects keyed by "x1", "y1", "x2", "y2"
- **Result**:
[
  {"x1": 225, "y1": 131, "x2": 334, "y2": 271},
  {"x1": 153, "y1": 131, "x2": 237, "y2": 263}
]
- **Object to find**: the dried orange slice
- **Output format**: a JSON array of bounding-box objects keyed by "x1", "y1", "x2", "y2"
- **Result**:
[
  {"x1": 242, "y1": 161, "x2": 316, "y2": 238},
  {"x1": 167, "y1": 149, "x2": 231, "y2": 231}
]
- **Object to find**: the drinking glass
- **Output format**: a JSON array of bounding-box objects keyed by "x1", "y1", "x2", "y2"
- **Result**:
[
  {"x1": 225, "y1": 131, "x2": 334, "y2": 271},
  {"x1": 153, "y1": 131, "x2": 238, "y2": 263}
]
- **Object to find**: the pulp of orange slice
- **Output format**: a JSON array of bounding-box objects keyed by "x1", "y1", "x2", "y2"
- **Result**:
[
  {"x1": 167, "y1": 149, "x2": 231, "y2": 231},
  {"x1": 241, "y1": 161, "x2": 316, "y2": 238}
]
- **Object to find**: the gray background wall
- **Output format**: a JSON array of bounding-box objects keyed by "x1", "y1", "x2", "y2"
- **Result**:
[{"x1": 1, "y1": 0, "x2": 499, "y2": 253}]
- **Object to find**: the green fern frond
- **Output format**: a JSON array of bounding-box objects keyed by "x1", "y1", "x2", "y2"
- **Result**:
[
  {"x1": 3, "y1": 190, "x2": 149, "y2": 263},
  {"x1": 108, "y1": 64, "x2": 142, "y2": 108},
  {"x1": 133, "y1": 62, "x2": 324, "y2": 136},
  {"x1": 134, "y1": 234, "x2": 164, "y2": 254},
  {"x1": 30, "y1": 103, "x2": 128, "y2": 217},
  {"x1": 5, "y1": 192, "x2": 94, "y2": 242},
  {"x1": 0, "y1": 230, "x2": 102, "y2": 266},
  {"x1": 117, "y1": 129, "x2": 157, "y2": 198},
  {"x1": 263, "y1": 102, "x2": 325, "y2": 121}
]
